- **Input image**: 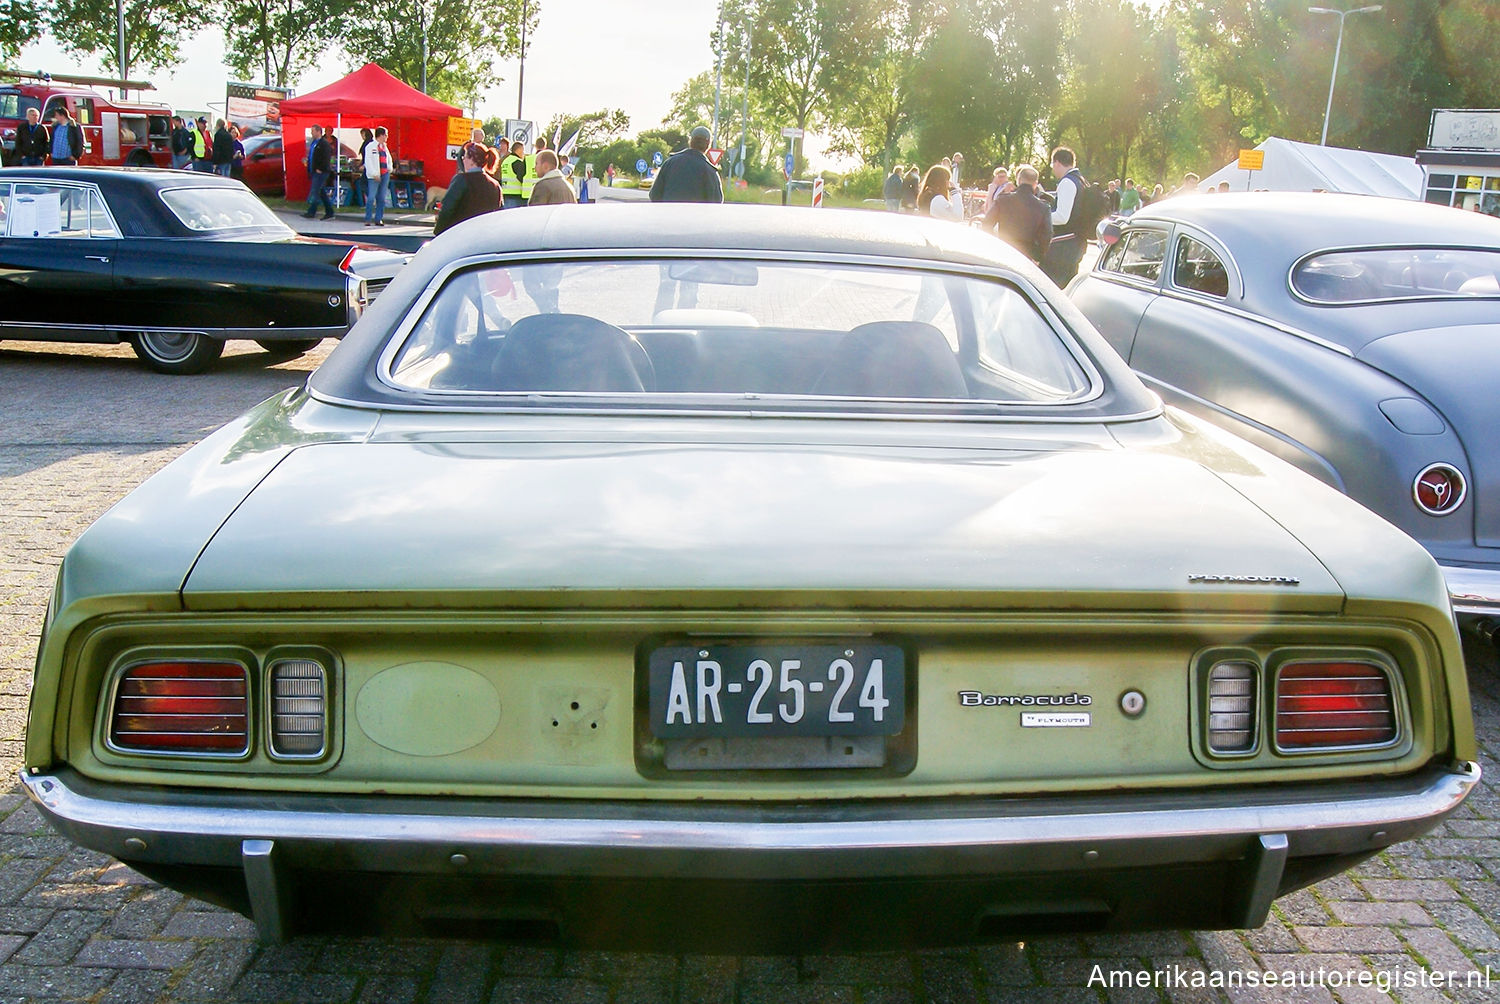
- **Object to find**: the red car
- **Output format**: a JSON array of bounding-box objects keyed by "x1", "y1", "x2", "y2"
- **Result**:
[{"x1": 240, "y1": 133, "x2": 359, "y2": 198}]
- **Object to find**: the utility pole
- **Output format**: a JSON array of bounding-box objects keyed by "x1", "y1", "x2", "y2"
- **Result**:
[
  {"x1": 711, "y1": 12, "x2": 725, "y2": 148},
  {"x1": 1308, "y1": 4, "x2": 1382, "y2": 146},
  {"x1": 115, "y1": 0, "x2": 126, "y2": 89},
  {"x1": 517, "y1": 0, "x2": 529, "y2": 121},
  {"x1": 419, "y1": 1, "x2": 428, "y2": 93},
  {"x1": 736, "y1": 28, "x2": 750, "y2": 178}
]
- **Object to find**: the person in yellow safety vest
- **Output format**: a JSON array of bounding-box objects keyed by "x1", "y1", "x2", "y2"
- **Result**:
[
  {"x1": 191, "y1": 116, "x2": 212, "y2": 172},
  {"x1": 520, "y1": 135, "x2": 548, "y2": 202},
  {"x1": 499, "y1": 140, "x2": 526, "y2": 209}
]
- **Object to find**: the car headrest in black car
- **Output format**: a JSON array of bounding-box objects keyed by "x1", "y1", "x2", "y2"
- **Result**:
[
  {"x1": 811, "y1": 321, "x2": 969, "y2": 399},
  {"x1": 493, "y1": 314, "x2": 649, "y2": 393}
]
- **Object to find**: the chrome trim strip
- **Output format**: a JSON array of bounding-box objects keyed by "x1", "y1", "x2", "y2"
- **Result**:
[
  {"x1": 1442, "y1": 565, "x2": 1500, "y2": 615},
  {"x1": 372, "y1": 249, "x2": 1106, "y2": 411},
  {"x1": 0, "y1": 321, "x2": 343, "y2": 343},
  {"x1": 20, "y1": 764, "x2": 1478, "y2": 882}
]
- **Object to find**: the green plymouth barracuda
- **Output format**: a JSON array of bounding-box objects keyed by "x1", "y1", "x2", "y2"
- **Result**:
[{"x1": 21, "y1": 205, "x2": 1478, "y2": 950}]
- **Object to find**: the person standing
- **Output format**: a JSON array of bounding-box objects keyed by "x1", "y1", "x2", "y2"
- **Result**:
[
  {"x1": 301, "y1": 124, "x2": 335, "y2": 220},
  {"x1": 918, "y1": 164, "x2": 963, "y2": 221},
  {"x1": 169, "y1": 115, "x2": 192, "y2": 169},
  {"x1": 901, "y1": 166, "x2": 919, "y2": 212},
  {"x1": 1041, "y1": 146, "x2": 1087, "y2": 287},
  {"x1": 13, "y1": 107, "x2": 49, "y2": 166},
  {"x1": 48, "y1": 106, "x2": 83, "y2": 165},
  {"x1": 211, "y1": 119, "x2": 234, "y2": 177},
  {"x1": 363, "y1": 126, "x2": 392, "y2": 226},
  {"x1": 985, "y1": 167, "x2": 1012, "y2": 213},
  {"x1": 606, "y1": 163, "x2": 616, "y2": 187},
  {"x1": 983, "y1": 165, "x2": 1052, "y2": 264},
  {"x1": 951, "y1": 151, "x2": 964, "y2": 186},
  {"x1": 189, "y1": 117, "x2": 213, "y2": 172},
  {"x1": 648, "y1": 126, "x2": 723, "y2": 204},
  {"x1": 499, "y1": 139, "x2": 526, "y2": 209},
  {"x1": 1168, "y1": 172, "x2": 1199, "y2": 198},
  {"x1": 520, "y1": 135, "x2": 547, "y2": 203},
  {"x1": 434, "y1": 142, "x2": 501, "y2": 235},
  {"x1": 229, "y1": 126, "x2": 246, "y2": 181},
  {"x1": 883, "y1": 165, "x2": 904, "y2": 211},
  {"x1": 528, "y1": 149, "x2": 577, "y2": 206},
  {"x1": 1118, "y1": 178, "x2": 1142, "y2": 216},
  {"x1": 1106, "y1": 179, "x2": 1121, "y2": 214}
]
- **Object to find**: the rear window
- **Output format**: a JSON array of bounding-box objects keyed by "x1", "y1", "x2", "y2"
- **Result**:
[
  {"x1": 158, "y1": 187, "x2": 289, "y2": 233},
  {"x1": 1292, "y1": 248, "x2": 1500, "y2": 303},
  {"x1": 386, "y1": 259, "x2": 1093, "y2": 407}
]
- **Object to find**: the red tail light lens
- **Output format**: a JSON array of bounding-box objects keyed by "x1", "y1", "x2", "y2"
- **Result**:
[
  {"x1": 1275, "y1": 661, "x2": 1396, "y2": 751},
  {"x1": 109, "y1": 661, "x2": 250, "y2": 755}
]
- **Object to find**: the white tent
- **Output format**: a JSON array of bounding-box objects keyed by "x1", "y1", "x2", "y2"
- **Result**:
[{"x1": 1197, "y1": 137, "x2": 1422, "y2": 199}]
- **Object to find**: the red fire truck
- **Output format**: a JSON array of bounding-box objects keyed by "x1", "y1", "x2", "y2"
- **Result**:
[{"x1": 1, "y1": 69, "x2": 174, "y2": 167}]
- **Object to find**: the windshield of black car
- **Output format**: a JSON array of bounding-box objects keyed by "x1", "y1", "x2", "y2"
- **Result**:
[
  {"x1": 1292, "y1": 248, "x2": 1500, "y2": 303},
  {"x1": 386, "y1": 259, "x2": 1093, "y2": 406},
  {"x1": 158, "y1": 187, "x2": 291, "y2": 234},
  {"x1": 0, "y1": 90, "x2": 41, "y2": 120}
]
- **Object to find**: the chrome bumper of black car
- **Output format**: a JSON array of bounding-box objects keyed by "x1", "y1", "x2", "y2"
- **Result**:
[
  {"x1": 21, "y1": 763, "x2": 1478, "y2": 944},
  {"x1": 1444, "y1": 564, "x2": 1500, "y2": 616}
]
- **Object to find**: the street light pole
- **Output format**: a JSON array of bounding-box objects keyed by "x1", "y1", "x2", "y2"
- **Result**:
[
  {"x1": 711, "y1": 12, "x2": 725, "y2": 148},
  {"x1": 1308, "y1": 4, "x2": 1382, "y2": 146},
  {"x1": 115, "y1": 0, "x2": 126, "y2": 87},
  {"x1": 737, "y1": 29, "x2": 750, "y2": 177},
  {"x1": 418, "y1": 0, "x2": 428, "y2": 93},
  {"x1": 517, "y1": 0, "x2": 529, "y2": 121}
]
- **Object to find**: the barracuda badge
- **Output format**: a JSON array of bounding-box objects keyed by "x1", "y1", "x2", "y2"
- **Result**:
[{"x1": 1188, "y1": 573, "x2": 1301, "y2": 586}]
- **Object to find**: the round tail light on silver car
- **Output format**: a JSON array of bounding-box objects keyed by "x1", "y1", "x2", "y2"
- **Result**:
[{"x1": 1414, "y1": 463, "x2": 1466, "y2": 516}]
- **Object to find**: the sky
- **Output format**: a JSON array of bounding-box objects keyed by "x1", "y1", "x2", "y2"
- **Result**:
[{"x1": 17, "y1": 1, "x2": 728, "y2": 145}]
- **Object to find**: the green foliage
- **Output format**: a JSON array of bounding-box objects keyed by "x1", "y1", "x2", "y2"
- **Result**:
[
  {"x1": 222, "y1": 0, "x2": 348, "y2": 88},
  {"x1": 341, "y1": 0, "x2": 537, "y2": 106},
  {"x1": 542, "y1": 108, "x2": 630, "y2": 156},
  {"x1": 47, "y1": 0, "x2": 199, "y2": 79},
  {"x1": 0, "y1": 0, "x2": 44, "y2": 63}
]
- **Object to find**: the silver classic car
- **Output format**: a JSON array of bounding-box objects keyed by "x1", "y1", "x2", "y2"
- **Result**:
[
  {"x1": 1069, "y1": 194, "x2": 1500, "y2": 629},
  {"x1": 21, "y1": 205, "x2": 1476, "y2": 949}
]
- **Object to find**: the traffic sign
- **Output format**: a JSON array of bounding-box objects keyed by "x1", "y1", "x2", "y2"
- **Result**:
[
  {"x1": 781, "y1": 126, "x2": 804, "y2": 139},
  {"x1": 783, "y1": 152, "x2": 794, "y2": 178},
  {"x1": 447, "y1": 116, "x2": 480, "y2": 146},
  {"x1": 707, "y1": 148, "x2": 725, "y2": 168},
  {"x1": 505, "y1": 118, "x2": 535, "y2": 149},
  {"x1": 636, "y1": 158, "x2": 648, "y2": 173},
  {"x1": 1237, "y1": 149, "x2": 1265, "y2": 172},
  {"x1": 652, "y1": 151, "x2": 664, "y2": 167}
]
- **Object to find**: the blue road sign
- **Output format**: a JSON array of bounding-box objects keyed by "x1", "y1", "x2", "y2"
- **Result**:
[
  {"x1": 784, "y1": 152, "x2": 795, "y2": 177},
  {"x1": 635, "y1": 158, "x2": 647, "y2": 173},
  {"x1": 653, "y1": 151, "x2": 664, "y2": 167}
]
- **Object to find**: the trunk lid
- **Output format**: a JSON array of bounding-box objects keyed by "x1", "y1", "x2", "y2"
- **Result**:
[{"x1": 181, "y1": 439, "x2": 1343, "y2": 612}]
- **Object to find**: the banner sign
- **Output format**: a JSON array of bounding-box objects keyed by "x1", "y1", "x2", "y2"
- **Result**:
[{"x1": 225, "y1": 81, "x2": 291, "y2": 133}]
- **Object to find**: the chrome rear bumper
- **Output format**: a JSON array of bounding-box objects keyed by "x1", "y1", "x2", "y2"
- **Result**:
[
  {"x1": 1443, "y1": 564, "x2": 1500, "y2": 616},
  {"x1": 21, "y1": 763, "x2": 1477, "y2": 943}
]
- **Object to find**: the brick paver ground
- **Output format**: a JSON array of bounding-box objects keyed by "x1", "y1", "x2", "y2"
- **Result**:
[{"x1": 2, "y1": 338, "x2": 1498, "y2": 1003}]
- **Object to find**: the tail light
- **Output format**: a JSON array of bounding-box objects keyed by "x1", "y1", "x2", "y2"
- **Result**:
[
  {"x1": 109, "y1": 661, "x2": 249, "y2": 756},
  {"x1": 1276, "y1": 661, "x2": 1397, "y2": 751},
  {"x1": 268, "y1": 659, "x2": 327, "y2": 758},
  {"x1": 1207, "y1": 661, "x2": 1257, "y2": 753}
]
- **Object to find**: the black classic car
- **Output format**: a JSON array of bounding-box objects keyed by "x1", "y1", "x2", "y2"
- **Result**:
[
  {"x1": 0, "y1": 167, "x2": 406, "y2": 373},
  {"x1": 1069, "y1": 193, "x2": 1500, "y2": 627}
]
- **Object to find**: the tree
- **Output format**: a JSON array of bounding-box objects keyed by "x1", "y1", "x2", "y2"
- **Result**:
[
  {"x1": 222, "y1": 0, "x2": 349, "y2": 88},
  {"x1": 723, "y1": 0, "x2": 881, "y2": 175},
  {"x1": 341, "y1": 0, "x2": 538, "y2": 106},
  {"x1": 542, "y1": 108, "x2": 630, "y2": 156},
  {"x1": 47, "y1": 0, "x2": 200, "y2": 80},
  {"x1": 0, "y1": 0, "x2": 44, "y2": 63},
  {"x1": 1054, "y1": 0, "x2": 1167, "y2": 181},
  {"x1": 823, "y1": 0, "x2": 925, "y2": 168}
]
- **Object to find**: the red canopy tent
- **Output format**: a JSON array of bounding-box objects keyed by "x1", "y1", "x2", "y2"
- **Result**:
[{"x1": 278, "y1": 63, "x2": 461, "y2": 204}]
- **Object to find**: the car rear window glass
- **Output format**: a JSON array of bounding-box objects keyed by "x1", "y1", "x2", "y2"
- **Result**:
[
  {"x1": 1292, "y1": 248, "x2": 1500, "y2": 303},
  {"x1": 159, "y1": 187, "x2": 289, "y2": 232},
  {"x1": 1173, "y1": 236, "x2": 1229, "y2": 297},
  {"x1": 387, "y1": 259, "x2": 1092, "y2": 406}
]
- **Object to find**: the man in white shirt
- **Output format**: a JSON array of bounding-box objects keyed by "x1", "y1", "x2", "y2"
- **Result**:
[{"x1": 1042, "y1": 146, "x2": 1086, "y2": 287}]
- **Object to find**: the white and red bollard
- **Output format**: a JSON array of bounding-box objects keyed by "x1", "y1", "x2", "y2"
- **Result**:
[{"x1": 812, "y1": 177, "x2": 824, "y2": 208}]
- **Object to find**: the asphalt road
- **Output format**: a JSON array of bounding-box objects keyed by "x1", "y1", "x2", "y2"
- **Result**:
[{"x1": 2, "y1": 338, "x2": 1499, "y2": 1003}]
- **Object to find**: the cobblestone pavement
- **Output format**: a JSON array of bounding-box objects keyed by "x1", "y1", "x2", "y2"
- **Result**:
[{"x1": 2, "y1": 339, "x2": 1499, "y2": 1003}]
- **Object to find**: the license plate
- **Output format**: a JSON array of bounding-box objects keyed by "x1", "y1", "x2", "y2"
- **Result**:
[{"x1": 648, "y1": 643, "x2": 905, "y2": 739}]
